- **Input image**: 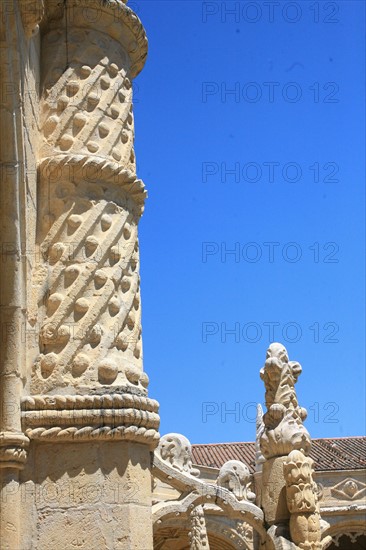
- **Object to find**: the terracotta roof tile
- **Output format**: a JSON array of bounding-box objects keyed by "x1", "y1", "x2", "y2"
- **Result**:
[{"x1": 192, "y1": 436, "x2": 366, "y2": 473}]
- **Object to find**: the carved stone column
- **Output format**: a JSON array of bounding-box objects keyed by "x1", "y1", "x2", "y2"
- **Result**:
[
  {"x1": 189, "y1": 505, "x2": 210, "y2": 550},
  {"x1": 31, "y1": 0, "x2": 149, "y2": 397},
  {"x1": 17, "y1": 1, "x2": 159, "y2": 548},
  {"x1": 283, "y1": 450, "x2": 323, "y2": 550},
  {"x1": 0, "y1": 1, "x2": 43, "y2": 548}
]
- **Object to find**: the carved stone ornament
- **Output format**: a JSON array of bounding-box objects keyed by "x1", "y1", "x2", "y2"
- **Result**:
[
  {"x1": 21, "y1": 394, "x2": 160, "y2": 447},
  {"x1": 217, "y1": 460, "x2": 256, "y2": 502},
  {"x1": 42, "y1": 0, "x2": 147, "y2": 79},
  {"x1": 331, "y1": 532, "x2": 366, "y2": 547},
  {"x1": 156, "y1": 433, "x2": 200, "y2": 477},
  {"x1": 284, "y1": 450, "x2": 323, "y2": 550},
  {"x1": 24, "y1": 0, "x2": 156, "y2": 426},
  {"x1": 188, "y1": 505, "x2": 210, "y2": 550},
  {"x1": 33, "y1": 0, "x2": 149, "y2": 397},
  {"x1": 260, "y1": 343, "x2": 311, "y2": 459},
  {"x1": 284, "y1": 451, "x2": 318, "y2": 514},
  {"x1": 0, "y1": 432, "x2": 30, "y2": 469},
  {"x1": 236, "y1": 521, "x2": 254, "y2": 549},
  {"x1": 330, "y1": 477, "x2": 366, "y2": 501}
]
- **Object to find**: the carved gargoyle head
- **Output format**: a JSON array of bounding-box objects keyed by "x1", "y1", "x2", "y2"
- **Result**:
[{"x1": 260, "y1": 409, "x2": 311, "y2": 459}]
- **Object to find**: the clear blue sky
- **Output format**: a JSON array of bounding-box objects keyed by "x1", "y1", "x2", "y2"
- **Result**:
[{"x1": 132, "y1": 1, "x2": 365, "y2": 444}]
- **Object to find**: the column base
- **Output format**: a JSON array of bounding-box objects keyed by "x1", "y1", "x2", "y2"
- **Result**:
[{"x1": 20, "y1": 440, "x2": 154, "y2": 550}]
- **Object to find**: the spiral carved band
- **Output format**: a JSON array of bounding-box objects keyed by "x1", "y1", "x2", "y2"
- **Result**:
[{"x1": 21, "y1": 394, "x2": 160, "y2": 447}]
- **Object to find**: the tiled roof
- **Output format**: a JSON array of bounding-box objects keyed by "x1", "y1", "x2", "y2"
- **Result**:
[{"x1": 192, "y1": 436, "x2": 366, "y2": 473}]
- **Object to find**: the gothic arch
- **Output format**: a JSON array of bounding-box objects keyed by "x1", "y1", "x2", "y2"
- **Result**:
[
  {"x1": 322, "y1": 521, "x2": 366, "y2": 550},
  {"x1": 152, "y1": 493, "x2": 269, "y2": 549},
  {"x1": 153, "y1": 516, "x2": 253, "y2": 550}
]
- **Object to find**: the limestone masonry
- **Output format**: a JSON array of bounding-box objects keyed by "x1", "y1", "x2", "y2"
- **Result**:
[{"x1": 0, "y1": 1, "x2": 365, "y2": 549}]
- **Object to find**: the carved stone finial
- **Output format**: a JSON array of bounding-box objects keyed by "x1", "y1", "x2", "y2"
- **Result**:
[
  {"x1": 283, "y1": 450, "x2": 322, "y2": 550},
  {"x1": 217, "y1": 460, "x2": 256, "y2": 502},
  {"x1": 188, "y1": 505, "x2": 210, "y2": 550},
  {"x1": 259, "y1": 343, "x2": 311, "y2": 459},
  {"x1": 156, "y1": 433, "x2": 200, "y2": 477}
]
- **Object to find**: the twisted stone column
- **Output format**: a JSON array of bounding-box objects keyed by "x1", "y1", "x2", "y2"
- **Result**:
[
  {"x1": 189, "y1": 505, "x2": 210, "y2": 550},
  {"x1": 21, "y1": 0, "x2": 159, "y2": 441},
  {"x1": 33, "y1": 0, "x2": 147, "y2": 395},
  {"x1": 12, "y1": 2, "x2": 159, "y2": 548}
]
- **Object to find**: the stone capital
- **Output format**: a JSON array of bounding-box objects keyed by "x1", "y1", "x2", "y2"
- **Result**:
[{"x1": 0, "y1": 432, "x2": 30, "y2": 469}]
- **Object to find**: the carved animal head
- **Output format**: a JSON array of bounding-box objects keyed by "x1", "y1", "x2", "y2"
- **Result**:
[{"x1": 260, "y1": 410, "x2": 311, "y2": 459}]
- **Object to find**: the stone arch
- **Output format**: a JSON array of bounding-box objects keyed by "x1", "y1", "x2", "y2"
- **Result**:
[
  {"x1": 152, "y1": 434, "x2": 273, "y2": 549},
  {"x1": 153, "y1": 491, "x2": 270, "y2": 550},
  {"x1": 152, "y1": 491, "x2": 266, "y2": 538},
  {"x1": 205, "y1": 515, "x2": 255, "y2": 549},
  {"x1": 153, "y1": 516, "x2": 253, "y2": 550},
  {"x1": 322, "y1": 520, "x2": 366, "y2": 550}
]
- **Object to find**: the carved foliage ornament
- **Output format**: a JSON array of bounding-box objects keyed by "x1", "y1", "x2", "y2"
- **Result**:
[
  {"x1": 236, "y1": 521, "x2": 254, "y2": 549},
  {"x1": 255, "y1": 403, "x2": 265, "y2": 470},
  {"x1": 188, "y1": 505, "x2": 210, "y2": 550},
  {"x1": 331, "y1": 532, "x2": 366, "y2": 547},
  {"x1": 284, "y1": 450, "x2": 322, "y2": 550},
  {"x1": 284, "y1": 451, "x2": 318, "y2": 514},
  {"x1": 260, "y1": 343, "x2": 311, "y2": 459}
]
